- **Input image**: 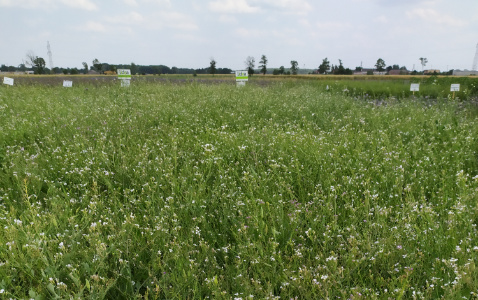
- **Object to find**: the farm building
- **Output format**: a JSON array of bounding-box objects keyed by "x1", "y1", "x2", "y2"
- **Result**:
[
  {"x1": 453, "y1": 70, "x2": 478, "y2": 76},
  {"x1": 388, "y1": 70, "x2": 409, "y2": 75},
  {"x1": 424, "y1": 69, "x2": 440, "y2": 75}
]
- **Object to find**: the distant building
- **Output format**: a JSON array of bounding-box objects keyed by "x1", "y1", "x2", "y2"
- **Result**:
[
  {"x1": 424, "y1": 69, "x2": 440, "y2": 75},
  {"x1": 88, "y1": 70, "x2": 99, "y2": 75},
  {"x1": 354, "y1": 68, "x2": 375, "y2": 75},
  {"x1": 388, "y1": 69, "x2": 409, "y2": 75},
  {"x1": 453, "y1": 70, "x2": 478, "y2": 76}
]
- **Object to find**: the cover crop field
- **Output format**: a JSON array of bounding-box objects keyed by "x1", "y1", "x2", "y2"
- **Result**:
[{"x1": 1, "y1": 80, "x2": 478, "y2": 299}]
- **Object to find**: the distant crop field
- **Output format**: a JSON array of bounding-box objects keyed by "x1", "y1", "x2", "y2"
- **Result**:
[
  {"x1": 1, "y1": 81, "x2": 478, "y2": 299},
  {"x1": 4, "y1": 73, "x2": 478, "y2": 100}
]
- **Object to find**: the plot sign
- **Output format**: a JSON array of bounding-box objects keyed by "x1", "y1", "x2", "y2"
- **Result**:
[
  {"x1": 118, "y1": 69, "x2": 131, "y2": 87},
  {"x1": 410, "y1": 83, "x2": 420, "y2": 92},
  {"x1": 121, "y1": 79, "x2": 131, "y2": 87},
  {"x1": 235, "y1": 70, "x2": 248, "y2": 82},
  {"x1": 450, "y1": 84, "x2": 460, "y2": 92},
  {"x1": 3, "y1": 77, "x2": 14, "y2": 86},
  {"x1": 63, "y1": 80, "x2": 73, "y2": 87},
  {"x1": 117, "y1": 69, "x2": 131, "y2": 79}
]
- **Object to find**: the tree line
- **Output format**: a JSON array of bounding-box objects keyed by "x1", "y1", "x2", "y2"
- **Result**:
[
  {"x1": 1, "y1": 53, "x2": 452, "y2": 76},
  {"x1": 1, "y1": 54, "x2": 233, "y2": 75}
]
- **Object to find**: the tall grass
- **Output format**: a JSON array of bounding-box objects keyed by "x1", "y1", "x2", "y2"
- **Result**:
[{"x1": 1, "y1": 81, "x2": 478, "y2": 299}]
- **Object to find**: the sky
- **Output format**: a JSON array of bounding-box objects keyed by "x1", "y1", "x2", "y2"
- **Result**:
[{"x1": 1, "y1": 0, "x2": 477, "y2": 71}]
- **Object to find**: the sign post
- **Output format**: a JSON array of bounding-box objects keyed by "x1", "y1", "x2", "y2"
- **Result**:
[
  {"x1": 450, "y1": 84, "x2": 460, "y2": 99},
  {"x1": 235, "y1": 70, "x2": 248, "y2": 87},
  {"x1": 3, "y1": 77, "x2": 14, "y2": 86},
  {"x1": 410, "y1": 83, "x2": 420, "y2": 96},
  {"x1": 117, "y1": 69, "x2": 132, "y2": 87}
]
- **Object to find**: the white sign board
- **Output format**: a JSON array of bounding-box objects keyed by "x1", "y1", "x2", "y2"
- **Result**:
[
  {"x1": 410, "y1": 83, "x2": 420, "y2": 92},
  {"x1": 121, "y1": 79, "x2": 131, "y2": 87},
  {"x1": 63, "y1": 80, "x2": 73, "y2": 87},
  {"x1": 450, "y1": 84, "x2": 460, "y2": 92},
  {"x1": 118, "y1": 69, "x2": 132, "y2": 79},
  {"x1": 235, "y1": 70, "x2": 248, "y2": 82},
  {"x1": 3, "y1": 77, "x2": 14, "y2": 86}
]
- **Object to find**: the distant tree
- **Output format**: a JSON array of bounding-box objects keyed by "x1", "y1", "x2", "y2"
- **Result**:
[
  {"x1": 18, "y1": 63, "x2": 27, "y2": 72},
  {"x1": 419, "y1": 57, "x2": 428, "y2": 70},
  {"x1": 290, "y1": 60, "x2": 298, "y2": 75},
  {"x1": 101, "y1": 63, "x2": 111, "y2": 73},
  {"x1": 82, "y1": 62, "x2": 88, "y2": 74},
  {"x1": 92, "y1": 58, "x2": 102, "y2": 73},
  {"x1": 279, "y1": 66, "x2": 285, "y2": 75},
  {"x1": 33, "y1": 57, "x2": 46, "y2": 74},
  {"x1": 0, "y1": 64, "x2": 7, "y2": 72},
  {"x1": 130, "y1": 62, "x2": 138, "y2": 75},
  {"x1": 71, "y1": 68, "x2": 79, "y2": 75},
  {"x1": 245, "y1": 56, "x2": 255, "y2": 76},
  {"x1": 272, "y1": 69, "x2": 280, "y2": 75},
  {"x1": 171, "y1": 66, "x2": 179, "y2": 74},
  {"x1": 375, "y1": 58, "x2": 386, "y2": 72},
  {"x1": 355, "y1": 66, "x2": 363, "y2": 72},
  {"x1": 209, "y1": 58, "x2": 217, "y2": 76},
  {"x1": 259, "y1": 54, "x2": 268, "y2": 75},
  {"x1": 63, "y1": 69, "x2": 68, "y2": 75},
  {"x1": 318, "y1": 58, "x2": 330, "y2": 74},
  {"x1": 334, "y1": 59, "x2": 346, "y2": 74},
  {"x1": 26, "y1": 51, "x2": 46, "y2": 74}
]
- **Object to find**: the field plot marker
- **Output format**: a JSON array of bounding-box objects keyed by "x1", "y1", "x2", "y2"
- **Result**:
[
  {"x1": 410, "y1": 83, "x2": 420, "y2": 96},
  {"x1": 118, "y1": 69, "x2": 132, "y2": 87},
  {"x1": 63, "y1": 80, "x2": 73, "y2": 88},
  {"x1": 236, "y1": 70, "x2": 248, "y2": 87},
  {"x1": 450, "y1": 84, "x2": 460, "y2": 99},
  {"x1": 3, "y1": 77, "x2": 14, "y2": 86}
]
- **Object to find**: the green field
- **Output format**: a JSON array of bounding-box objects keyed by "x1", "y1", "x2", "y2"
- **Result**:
[{"x1": 1, "y1": 79, "x2": 478, "y2": 299}]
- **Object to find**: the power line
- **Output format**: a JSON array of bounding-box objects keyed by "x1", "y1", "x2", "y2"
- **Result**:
[{"x1": 47, "y1": 41, "x2": 54, "y2": 70}]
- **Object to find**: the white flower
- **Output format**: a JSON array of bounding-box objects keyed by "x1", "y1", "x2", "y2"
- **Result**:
[{"x1": 321, "y1": 275, "x2": 328, "y2": 280}]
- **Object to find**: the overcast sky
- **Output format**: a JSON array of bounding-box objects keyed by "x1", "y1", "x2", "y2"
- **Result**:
[{"x1": 1, "y1": 0, "x2": 477, "y2": 71}]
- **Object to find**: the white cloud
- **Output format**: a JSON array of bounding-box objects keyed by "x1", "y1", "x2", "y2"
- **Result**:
[
  {"x1": 0, "y1": 0, "x2": 53, "y2": 9},
  {"x1": 235, "y1": 28, "x2": 267, "y2": 38},
  {"x1": 159, "y1": 12, "x2": 199, "y2": 31},
  {"x1": 209, "y1": 0, "x2": 260, "y2": 14},
  {"x1": 375, "y1": 15, "x2": 388, "y2": 23},
  {"x1": 123, "y1": 0, "x2": 138, "y2": 6},
  {"x1": 81, "y1": 21, "x2": 108, "y2": 33},
  {"x1": 406, "y1": 8, "x2": 466, "y2": 27},
  {"x1": 142, "y1": 0, "x2": 171, "y2": 6},
  {"x1": 59, "y1": 0, "x2": 97, "y2": 11},
  {"x1": 254, "y1": 0, "x2": 312, "y2": 15},
  {"x1": 105, "y1": 12, "x2": 145, "y2": 24},
  {"x1": 219, "y1": 14, "x2": 237, "y2": 23},
  {"x1": 0, "y1": 0, "x2": 97, "y2": 10}
]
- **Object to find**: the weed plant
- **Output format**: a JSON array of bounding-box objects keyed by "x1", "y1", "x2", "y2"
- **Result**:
[{"x1": 0, "y1": 81, "x2": 478, "y2": 299}]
